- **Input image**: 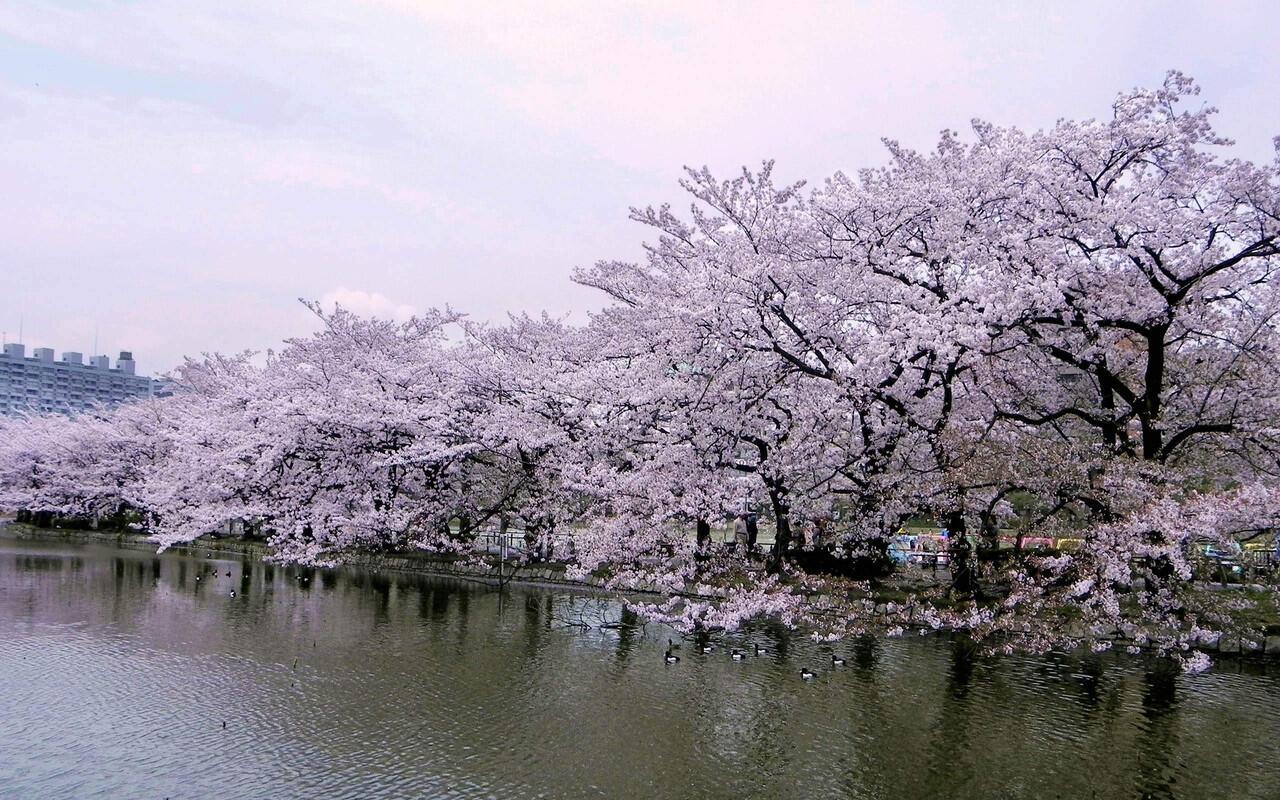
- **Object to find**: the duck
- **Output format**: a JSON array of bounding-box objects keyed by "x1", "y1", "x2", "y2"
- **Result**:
[
  {"x1": 800, "y1": 667, "x2": 816, "y2": 680},
  {"x1": 731, "y1": 649, "x2": 745, "y2": 661},
  {"x1": 831, "y1": 654, "x2": 846, "y2": 666},
  {"x1": 664, "y1": 648, "x2": 680, "y2": 664},
  {"x1": 700, "y1": 644, "x2": 714, "y2": 654},
  {"x1": 754, "y1": 644, "x2": 768, "y2": 656},
  {"x1": 229, "y1": 590, "x2": 236, "y2": 598}
]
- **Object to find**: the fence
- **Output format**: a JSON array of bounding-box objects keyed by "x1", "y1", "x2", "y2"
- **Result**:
[
  {"x1": 1188, "y1": 549, "x2": 1280, "y2": 586},
  {"x1": 469, "y1": 528, "x2": 576, "y2": 560}
]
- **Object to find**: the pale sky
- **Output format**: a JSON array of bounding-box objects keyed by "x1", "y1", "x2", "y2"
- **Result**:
[{"x1": 2, "y1": 1, "x2": 1278, "y2": 375}]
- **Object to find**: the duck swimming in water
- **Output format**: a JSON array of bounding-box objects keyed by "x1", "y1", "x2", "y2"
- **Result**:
[
  {"x1": 731, "y1": 649, "x2": 745, "y2": 661},
  {"x1": 701, "y1": 644, "x2": 714, "y2": 654},
  {"x1": 664, "y1": 648, "x2": 680, "y2": 664},
  {"x1": 831, "y1": 654, "x2": 846, "y2": 666},
  {"x1": 754, "y1": 644, "x2": 768, "y2": 656},
  {"x1": 800, "y1": 668, "x2": 816, "y2": 680}
]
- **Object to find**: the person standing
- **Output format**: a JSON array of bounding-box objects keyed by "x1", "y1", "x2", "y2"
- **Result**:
[{"x1": 733, "y1": 516, "x2": 749, "y2": 552}]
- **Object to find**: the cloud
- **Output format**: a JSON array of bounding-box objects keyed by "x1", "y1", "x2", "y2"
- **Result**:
[{"x1": 319, "y1": 288, "x2": 416, "y2": 322}]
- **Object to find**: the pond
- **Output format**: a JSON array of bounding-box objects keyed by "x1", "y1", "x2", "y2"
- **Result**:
[{"x1": 1, "y1": 535, "x2": 1278, "y2": 799}]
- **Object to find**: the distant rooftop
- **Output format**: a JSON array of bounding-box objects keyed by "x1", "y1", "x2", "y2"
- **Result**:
[{"x1": 1, "y1": 344, "x2": 145, "y2": 376}]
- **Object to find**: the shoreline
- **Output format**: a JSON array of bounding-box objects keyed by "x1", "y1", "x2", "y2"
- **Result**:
[
  {"x1": 0, "y1": 521, "x2": 630, "y2": 595},
  {"x1": 4, "y1": 521, "x2": 1279, "y2": 660}
]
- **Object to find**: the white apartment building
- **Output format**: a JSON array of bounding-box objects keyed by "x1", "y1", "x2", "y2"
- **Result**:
[{"x1": 0, "y1": 343, "x2": 166, "y2": 415}]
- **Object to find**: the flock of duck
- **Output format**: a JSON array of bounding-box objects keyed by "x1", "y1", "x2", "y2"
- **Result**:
[
  {"x1": 663, "y1": 639, "x2": 845, "y2": 680},
  {"x1": 193, "y1": 565, "x2": 238, "y2": 597},
  {"x1": 195, "y1": 562, "x2": 843, "y2": 681},
  {"x1": 192, "y1": 561, "x2": 312, "y2": 599}
]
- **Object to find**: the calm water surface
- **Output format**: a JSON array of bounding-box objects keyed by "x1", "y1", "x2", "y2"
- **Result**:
[{"x1": 1, "y1": 536, "x2": 1279, "y2": 800}]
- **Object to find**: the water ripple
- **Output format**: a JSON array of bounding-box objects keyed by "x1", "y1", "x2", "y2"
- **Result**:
[{"x1": 1, "y1": 539, "x2": 1279, "y2": 799}]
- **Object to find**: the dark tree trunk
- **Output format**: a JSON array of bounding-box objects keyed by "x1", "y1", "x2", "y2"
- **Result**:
[
  {"x1": 1141, "y1": 323, "x2": 1169, "y2": 460},
  {"x1": 978, "y1": 510, "x2": 999, "y2": 553},
  {"x1": 947, "y1": 510, "x2": 977, "y2": 597},
  {"x1": 523, "y1": 515, "x2": 555, "y2": 561},
  {"x1": 695, "y1": 518, "x2": 711, "y2": 559},
  {"x1": 767, "y1": 485, "x2": 791, "y2": 571}
]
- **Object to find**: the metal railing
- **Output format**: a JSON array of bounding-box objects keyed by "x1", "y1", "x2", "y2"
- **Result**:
[
  {"x1": 1188, "y1": 550, "x2": 1280, "y2": 586},
  {"x1": 468, "y1": 528, "x2": 576, "y2": 560}
]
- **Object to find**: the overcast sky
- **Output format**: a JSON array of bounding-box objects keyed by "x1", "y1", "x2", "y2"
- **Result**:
[{"x1": 2, "y1": 1, "x2": 1278, "y2": 375}]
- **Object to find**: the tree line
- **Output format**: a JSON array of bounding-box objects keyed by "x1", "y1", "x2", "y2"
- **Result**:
[{"x1": 2, "y1": 74, "x2": 1277, "y2": 664}]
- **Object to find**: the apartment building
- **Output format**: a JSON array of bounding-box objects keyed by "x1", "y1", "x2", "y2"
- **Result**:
[{"x1": 0, "y1": 343, "x2": 165, "y2": 415}]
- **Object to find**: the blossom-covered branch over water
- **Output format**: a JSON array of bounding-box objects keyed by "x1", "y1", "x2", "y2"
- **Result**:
[{"x1": 3, "y1": 74, "x2": 1278, "y2": 668}]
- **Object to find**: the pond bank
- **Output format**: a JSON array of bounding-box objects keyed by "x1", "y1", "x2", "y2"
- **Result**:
[
  {"x1": 0, "y1": 522, "x2": 617, "y2": 594},
  {"x1": 4, "y1": 521, "x2": 1278, "y2": 659}
]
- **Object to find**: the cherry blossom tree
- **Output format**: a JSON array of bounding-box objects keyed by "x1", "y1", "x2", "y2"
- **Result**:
[
  {"x1": 1, "y1": 72, "x2": 1276, "y2": 664},
  {"x1": 0, "y1": 399, "x2": 173, "y2": 525}
]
